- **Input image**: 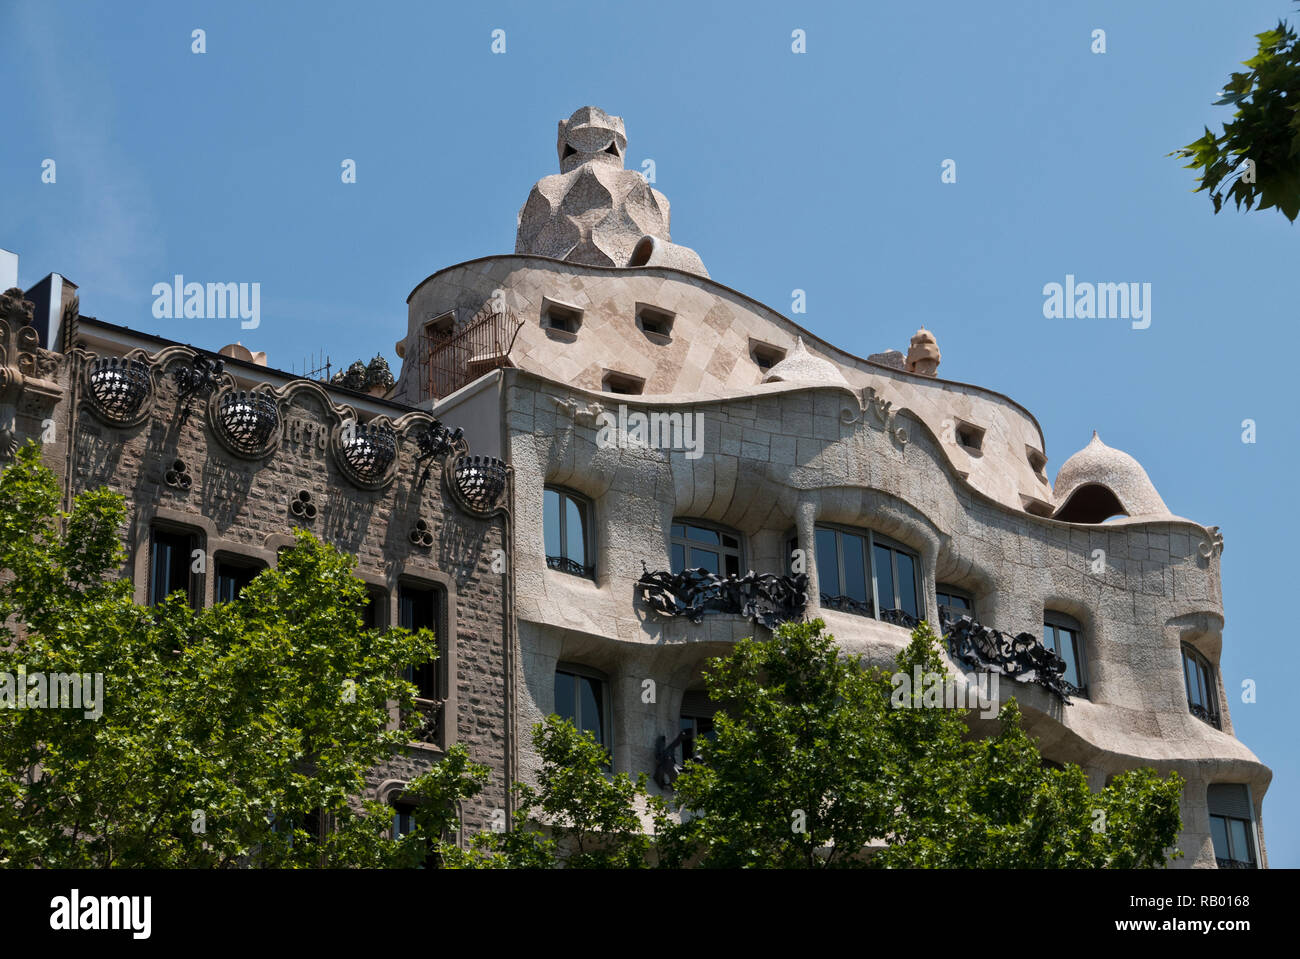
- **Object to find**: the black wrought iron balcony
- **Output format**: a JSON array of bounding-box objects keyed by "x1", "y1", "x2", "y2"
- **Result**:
[
  {"x1": 820, "y1": 594, "x2": 874, "y2": 617},
  {"x1": 547, "y1": 555, "x2": 593, "y2": 578},
  {"x1": 940, "y1": 611, "x2": 1076, "y2": 704},
  {"x1": 408, "y1": 698, "x2": 444, "y2": 748},
  {"x1": 636, "y1": 564, "x2": 809, "y2": 629},
  {"x1": 1215, "y1": 856, "x2": 1255, "y2": 869},
  {"x1": 1189, "y1": 700, "x2": 1222, "y2": 729}
]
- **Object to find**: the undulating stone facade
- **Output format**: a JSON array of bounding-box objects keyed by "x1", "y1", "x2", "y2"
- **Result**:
[{"x1": 1, "y1": 104, "x2": 1271, "y2": 868}]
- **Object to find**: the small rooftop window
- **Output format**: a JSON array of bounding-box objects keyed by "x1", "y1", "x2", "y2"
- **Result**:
[
  {"x1": 602, "y1": 371, "x2": 644, "y2": 395},
  {"x1": 750, "y1": 340, "x2": 787, "y2": 372},
  {"x1": 636, "y1": 303, "x2": 675, "y2": 340},
  {"x1": 954, "y1": 421, "x2": 984, "y2": 453},
  {"x1": 541, "y1": 298, "x2": 583, "y2": 335}
]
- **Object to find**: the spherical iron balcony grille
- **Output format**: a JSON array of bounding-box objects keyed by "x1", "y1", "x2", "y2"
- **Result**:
[
  {"x1": 85, "y1": 356, "x2": 153, "y2": 426},
  {"x1": 215, "y1": 389, "x2": 280, "y2": 457},
  {"x1": 338, "y1": 422, "x2": 397, "y2": 487},
  {"x1": 451, "y1": 455, "x2": 507, "y2": 512}
]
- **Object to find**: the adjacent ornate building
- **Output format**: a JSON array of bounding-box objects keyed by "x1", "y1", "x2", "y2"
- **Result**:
[{"x1": 0, "y1": 104, "x2": 1271, "y2": 867}]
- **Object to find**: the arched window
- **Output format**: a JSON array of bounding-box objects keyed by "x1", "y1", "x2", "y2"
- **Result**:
[
  {"x1": 814, "y1": 524, "x2": 920, "y2": 624},
  {"x1": 670, "y1": 520, "x2": 742, "y2": 577},
  {"x1": 1182, "y1": 643, "x2": 1220, "y2": 728},
  {"x1": 1043, "y1": 611, "x2": 1087, "y2": 696},
  {"x1": 544, "y1": 487, "x2": 593, "y2": 577}
]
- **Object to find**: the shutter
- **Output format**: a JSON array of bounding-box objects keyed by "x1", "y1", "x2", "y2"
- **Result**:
[{"x1": 1207, "y1": 784, "x2": 1252, "y2": 820}]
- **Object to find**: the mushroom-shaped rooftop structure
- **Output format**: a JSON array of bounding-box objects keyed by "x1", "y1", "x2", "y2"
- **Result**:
[
  {"x1": 761, "y1": 337, "x2": 850, "y2": 388},
  {"x1": 1053, "y1": 431, "x2": 1170, "y2": 523}
]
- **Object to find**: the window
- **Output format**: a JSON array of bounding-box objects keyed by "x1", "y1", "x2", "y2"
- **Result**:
[
  {"x1": 954, "y1": 420, "x2": 984, "y2": 453},
  {"x1": 149, "y1": 526, "x2": 201, "y2": 608},
  {"x1": 399, "y1": 583, "x2": 441, "y2": 701},
  {"x1": 1208, "y1": 784, "x2": 1257, "y2": 868},
  {"x1": 813, "y1": 525, "x2": 919, "y2": 624},
  {"x1": 1182, "y1": 644, "x2": 1220, "y2": 728},
  {"x1": 554, "y1": 664, "x2": 610, "y2": 751},
  {"x1": 541, "y1": 298, "x2": 583, "y2": 334},
  {"x1": 750, "y1": 340, "x2": 786, "y2": 372},
  {"x1": 936, "y1": 584, "x2": 973, "y2": 625},
  {"x1": 544, "y1": 487, "x2": 592, "y2": 577},
  {"x1": 679, "y1": 691, "x2": 718, "y2": 765},
  {"x1": 601, "y1": 370, "x2": 644, "y2": 395},
  {"x1": 1043, "y1": 612, "x2": 1087, "y2": 695},
  {"x1": 424, "y1": 310, "x2": 455, "y2": 342},
  {"x1": 670, "y1": 521, "x2": 741, "y2": 577},
  {"x1": 390, "y1": 798, "x2": 438, "y2": 867},
  {"x1": 214, "y1": 556, "x2": 264, "y2": 604},
  {"x1": 362, "y1": 586, "x2": 389, "y2": 630},
  {"x1": 636, "y1": 303, "x2": 675, "y2": 339}
]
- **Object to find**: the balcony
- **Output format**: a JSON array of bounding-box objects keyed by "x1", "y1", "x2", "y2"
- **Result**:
[
  {"x1": 1215, "y1": 857, "x2": 1256, "y2": 869},
  {"x1": 419, "y1": 310, "x2": 522, "y2": 401}
]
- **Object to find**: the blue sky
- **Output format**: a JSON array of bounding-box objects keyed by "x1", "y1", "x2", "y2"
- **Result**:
[{"x1": 2, "y1": 0, "x2": 1296, "y2": 866}]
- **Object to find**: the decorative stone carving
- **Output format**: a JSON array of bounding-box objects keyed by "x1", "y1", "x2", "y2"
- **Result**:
[
  {"x1": 635, "y1": 564, "x2": 809, "y2": 629},
  {"x1": 905, "y1": 328, "x2": 941, "y2": 376},
  {"x1": 861, "y1": 386, "x2": 909, "y2": 446},
  {"x1": 515, "y1": 106, "x2": 708, "y2": 276},
  {"x1": 408, "y1": 518, "x2": 435, "y2": 548},
  {"x1": 1198, "y1": 526, "x2": 1224, "y2": 558},
  {"x1": 164, "y1": 459, "x2": 192, "y2": 491},
  {"x1": 290, "y1": 489, "x2": 318, "y2": 521}
]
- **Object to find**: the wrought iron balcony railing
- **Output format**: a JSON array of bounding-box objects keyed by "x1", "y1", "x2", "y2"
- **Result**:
[
  {"x1": 1215, "y1": 856, "x2": 1255, "y2": 869},
  {"x1": 407, "y1": 698, "x2": 445, "y2": 748},
  {"x1": 547, "y1": 555, "x2": 593, "y2": 578},
  {"x1": 636, "y1": 564, "x2": 809, "y2": 629},
  {"x1": 1189, "y1": 700, "x2": 1222, "y2": 729},
  {"x1": 941, "y1": 612, "x2": 1077, "y2": 704}
]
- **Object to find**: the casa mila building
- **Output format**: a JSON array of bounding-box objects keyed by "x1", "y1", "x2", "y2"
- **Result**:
[{"x1": 0, "y1": 105, "x2": 1269, "y2": 867}]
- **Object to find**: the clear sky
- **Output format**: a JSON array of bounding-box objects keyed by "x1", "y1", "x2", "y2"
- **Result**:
[{"x1": 2, "y1": 0, "x2": 1296, "y2": 867}]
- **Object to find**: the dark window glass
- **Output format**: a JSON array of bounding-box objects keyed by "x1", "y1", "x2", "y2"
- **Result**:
[
  {"x1": 1182, "y1": 644, "x2": 1219, "y2": 727},
  {"x1": 399, "y1": 584, "x2": 439, "y2": 700},
  {"x1": 362, "y1": 588, "x2": 388, "y2": 629},
  {"x1": 150, "y1": 528, "x2": 199, "y2": 608},
  {"x1": 895, "y1": 551, "x2": 918, "y2": 618},
  {"x1": 214, "y1": 558, "x2": 262, "y2": 604},
  {"x1": 544, "y1": 487, "x2": 591, "y2": 577},
  {"x1": 670, "y1": 521, "x2": 742, "y2": 579},
  {"x1": 842, "y1": 533, "x2": 868, "y2": 603},
  {"x1": 1209, "y1": 814, "x2": 1256, "y2": 866},
  {"x1": 936, "y1": 586, "x2": 972, "y2": 624},
  {"x1": 554, "y1": 667, "x2": 608, "y2": 749},
  {"x1": 1044, "y1": 620, "x2": 1084, "y2": 691},
  {"x1": 815, "y1": 528, "x2": 840, "y2": 593},
  {"x1": 873, "y1": 543, "x2": 894, "y2": 610}
]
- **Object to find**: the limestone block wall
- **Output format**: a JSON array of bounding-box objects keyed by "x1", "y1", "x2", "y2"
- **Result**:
[
  {"x1": 397, "y1": 256, "x2": 1052, "y2": 515},
  {"x1": 57, "y1": 336, "x2": 511, "y2": 838},
  {"x1": 500, "y1": 366, "x2": 1269, "y2": 868}
]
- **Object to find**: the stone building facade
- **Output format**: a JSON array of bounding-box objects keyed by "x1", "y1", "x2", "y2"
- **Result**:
[
  {"x1": 0, "y1": 290, "x2": 514, "y2": 840},
  {"x1": 393, "y1": 106, "x2": 1270, "y2": 868},
  {"x1": 0, "y1": 104, "x2": 1271, "y2": 867}
]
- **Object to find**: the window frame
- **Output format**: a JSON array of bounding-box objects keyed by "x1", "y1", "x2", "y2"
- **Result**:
[
  {"x1": 397, "y1": 580, "x2": 445, "y2": 703},
  {"x1": 553, "y1": 662, "x2": 612, "y2": 753},
  {"x1": 1181, "y1": 643, "x2": 1221, "y2": 729},
  {"x1": 213, "y1": 553, "x2": 266, "y2": 604},
  {"x1": 544, "y1": 486, "x2": 594, "y2": 578},
  {"x1": 935, "y1": 583, "x2": 974, "y2": 625},
  {"x1": 678, "y1": 691, "x2": 719, "y2": 765},
  {"x1": 812, "y1": 523, "x2": 921, "y2": 624},
  {"x1": 148, "y1": 523, "x2": 204, "y2": 609},
  {"x1": 1043, "y1": 611, "x2": 1088, "y2": 697},
  {"x1": 669, "y1": 519, "x2": 743, "y2": 579}
]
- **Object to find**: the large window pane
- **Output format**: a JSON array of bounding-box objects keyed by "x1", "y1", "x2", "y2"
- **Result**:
[
  {"x1": 686, "y1": 526, "x2": 719, "y2": 544},
  {"x1": 842, "y1": 533, "x2": 868, "y2": 603},
  {"x1": 895, "y1": 551, "x2": 918, "y2": 618},
  {"x1": 671, "y1": 543, "x2": 686, "y2": 572},
  {"x1": 1210, "y1": 816, "x2": 1230, "y2": 859},
  {"x1": 578, "y1": 676, "x2": 603, "y2": 741},
  {"x1": 873, "y1": 543, "x2": 894, "y2": 609},
  {"x1": 554, "y1": 672, "x2": 575, "y2": 722},
  {"x1": 690, "y1": 548, "x2": 720, "y2": 574},
  {"x1": 543, "y1": 489, "x2": 561, "y2": 559},
  {"x1": 565, "y1": 496, "x2": 585, "y2": 564},
  {"x1": 816, "y1": 528, "x2": 840, "y2": 594},
  {"x1": 1229, "y1": 819, "x2": 1252, "y2": 862}
]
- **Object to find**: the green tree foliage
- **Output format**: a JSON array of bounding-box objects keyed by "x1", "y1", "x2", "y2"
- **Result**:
[
  {"x1": 0, "y1": 441, "x2": 486, "y2": 868},
  {"x1": 670, "y1": 618, "x2": 1185, "y2": 868},
  {"x1": 459, "y1": 715, "x2": 675, "y2": 868},
  {"x1": 1172, "y1": 8, "x2": 1300, "y2": 221}
]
